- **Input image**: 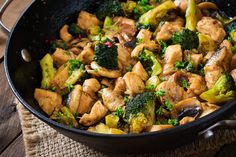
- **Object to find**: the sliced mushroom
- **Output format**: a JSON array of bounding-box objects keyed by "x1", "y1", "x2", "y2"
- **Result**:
[
  {"x1": 199, "y1": 102, "x2": 220, "y2": 118},
  {"x1": 146, "y1": 125, "x2": 173, "y2": 132},
  {"x1": 87, "y1": 61, "x2": 121, "y2": 78},
  {"x1": 171, "y1": 97, "x2": 202, "y2": 120},
  {"x1": 179, "y1": 116, "x2": 195, "y2": 125}
]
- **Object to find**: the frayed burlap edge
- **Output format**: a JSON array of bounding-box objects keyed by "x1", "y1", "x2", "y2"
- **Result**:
[{"x1": 16, "y1": 100, "x2": 236, "y2": 157}]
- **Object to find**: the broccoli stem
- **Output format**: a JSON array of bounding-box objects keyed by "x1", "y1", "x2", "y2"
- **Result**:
[{"x1": 185, "y1": 0, "x2": 197, "y2": 31}]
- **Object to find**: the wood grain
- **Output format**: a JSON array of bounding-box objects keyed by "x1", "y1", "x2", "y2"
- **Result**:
[
  {"x1": 0, "y1": 63, "x2": 21, "y2": 153},
  {"x1": 0, "y1": 134, "x2": 25, "y2": 157}
]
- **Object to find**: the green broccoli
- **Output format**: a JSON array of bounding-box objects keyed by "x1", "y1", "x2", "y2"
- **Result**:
[
  {"x1": 51, "y1": 106, "x2": 78, "y2": 128},
  {"x1": 68, "y1": 23, "x2": 87, "y2": 37},
  {"x1": 225, "y1": 22, "x2": 236, "y2": 43},
  {"x1": 139, "y1": 49, "x2": 162, "y2": 76},
  {"x1": 40, "y1": 54, "x2": 56, "y2": 89},
  {"x1": 96, "y1": 0, "x2": 124, "y2": 20},
  {"x1": 65, "y1": 59, "x2": 85, "y2": 89},
  {"x1": 94, "y1": 39, "x2": 118, "y2": 69},
  {"x1": 171, "y1": 29, "x2": 199, "y2": 50},
  {"x1": 124, "y1": 92, "x2": 156, "y2": 133},
  {"x1": 138, "y1": 0, "x2": 176, "y2": 29},
  {"x1": 50, "y1": 40, "x2": 69, "y2": 52},
  {"x1": 185, "y1": 0, "x2": 197, "y2": 31},
  {"x1": 200, "y1": 73, "x2": 236, "y2": 103}
]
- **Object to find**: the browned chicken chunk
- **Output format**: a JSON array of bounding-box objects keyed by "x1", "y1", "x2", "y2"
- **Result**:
[
  {"x1": 197, "y1": 17, "x2": 226, "y2": 43},
  {"x1": 52, "y1": 48, "x2": 76, "y2": 67},
  {"x1": 101, "y1": 88, "x2": 125, "y2": 111},
  {"x1": 163, "y1": 45, "x2": 182, "y2": 76},
  {"x1": 123, "y1": 72, "x2": 145, "y2": 95},
  {"x1": 79, "y1": 101, "x2": 108, "y2": 126},
  {"x1": 136, "y1": 29, "x2": 152, "y2": 41},
  {"x1": 52, "y1": 64, "x2": 69, "y2": 89},
  {"x1": 77, "y1": 91, "x2": 94, "y2": 114},
  {"x1": 34, "y1": 89, "x2": 62, "y2": 116},
  {"x1": 77, "y1": 43, "x2": 94, "y2": 64},
  {"x1": 204, "y1": 40, "x2": 233, "y2": 88},
  {"x1": 82, "y1": 78, "x2": 101, "y2": 98},
  {"x1": 77, "y1": 11, "x2": 100, "y2": 30},
  {"x1": 113, "y1": 17, "x2": 137, "y2": 41},
  {"x1": 68, "y1": 85, "x2": 82, "y2": 114},
  {"x1": 132, "y1": 61, "x2": 149, "y2": 81},
  {"x1": 156, "y1": 17, "x2": 184, "y2": 41},
  {"x1": 231, "y1": 69, "x2": 236, "y2": 84},
  {"x1": 113, "y1": 77, "x2": 126, "y2": 94},
  {"x1": 60, "y1": 25, "x2": 73, "y2": 42}
]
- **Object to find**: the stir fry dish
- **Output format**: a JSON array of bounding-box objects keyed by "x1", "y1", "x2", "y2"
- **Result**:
[{"x1": 34, "y1": 0, "x2": 236, "y2": 134}]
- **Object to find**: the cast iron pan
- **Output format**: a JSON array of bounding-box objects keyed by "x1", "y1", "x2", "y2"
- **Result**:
[{"x1": 1, "y1": 0, "x2": 236, "y2": 153}]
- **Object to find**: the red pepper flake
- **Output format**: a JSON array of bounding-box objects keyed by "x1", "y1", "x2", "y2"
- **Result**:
[{"x1": 105, "y1": 41, "x2": 113, "y2": 48}]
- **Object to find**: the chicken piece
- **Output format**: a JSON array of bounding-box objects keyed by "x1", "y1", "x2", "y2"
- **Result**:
[
  {"x1": 60, "y1": 25, "x2": 73, "y2": 42},
  {"x1": 187, "y1": 73, "x2": 207, "y2": 96},
  {"x1": 117, "y1": 44, "x2": 134, "y2": 69},
  {"x1": 132, "y1": 61, "x2": 148, "y2": 81},
  {"x1": 87, "y1": 61, "x2": 121, "y2": 78},
  {"x1": 123, "y1": 72, "x2": 145, "y2": 95},
  {"x1": 77, "y1": 11, "x2": 100, "y2": 30},
  {"x1": 77, "y1": 91, "x2": 94, "y2": 114},
  {"x1": 146, "y1": 125, "x2": 173, "y2": 132},
  {"x1": 113, "y1": 77, "x2": 126, "y2": 94},
  {"x1": 190, "y1": 53, "x2": 203, "y2": 68},
  {"x1": 52, "y1": 64, "x2": 69, "y2": 89},
  {"x1": 79, "y1": 101, "x2": 108, "y2": 126},
  {"x1": 204, "y1": 40, "x2": 233, "y2": 88},
  {"x1": 69, "y1": 47, "x2": 82, "y2": 55},
  {"x1": 136, "y1": 29, "x2": 152, "y2": 42},
  {"x1": 82, "y1": 78, "x2": 101, "y2": 98},
  {"x1": 179, "y1": 117, "x2": 195, "y2": 125},
  {"x1": 199, "y1": 102, "x2": 219, "y2": 118},
  {"x1": 156, "y1": 17, "x2": 184, "y2": 41},
  {"x1": 101, "y1": 78, "x2": 113, "y2": 88},
  {"x1": 52, "y1": 48, "x2": 76, "y2": 67},
  {"x1": 231, "y1": 69, "x2": 236, "y2": 84},
  {"x1": 174, "y1": 0, "x2": 187, "y2": 13},
  {"x1": 197, "y1": 17, "x2": 226, "y2": 43},
  {"x1": 34, "y1": 89, "x2": 62, "y2": 116},
  {"x1": 68, "y1": 85, "x2": 82, "y2": 114},
  {"x1": 77, "y1": 43, "x2": 94, "y2": 64},
  {"x1": 156, "y1": 74, "x2": 188, "y2": 105},
  {"x1": 163, "y1": 44, "x2": 182, "y2": 75},
  {"x1": 131, "y1": 41, "x2": 158, "y2": 58},
  {"x1": 101, "y1": 88, "x2": 125, "y2": 111},
  {"x1": 113, "y1": 17, "x2": 137, "y2": 41}
]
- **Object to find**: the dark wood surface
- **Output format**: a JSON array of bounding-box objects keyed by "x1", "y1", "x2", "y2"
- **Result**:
[{"x1": 0, "y1": 0, "x2": 236, "y2": 157}]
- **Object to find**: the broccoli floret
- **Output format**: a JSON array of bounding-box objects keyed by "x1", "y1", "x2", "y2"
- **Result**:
[
  {"x1": 40, "y1": 54, "x2": 56, "y2": 89},
  {"x1": 96, "y1": 0, "x2": 124, "y2": 20},
  {"x1": 68, "y1": 23, "x2": 87, "y2": 37},
  {"x1": 94, "y1": 40, "x2": 118, "y2": 69},
  {"x1": 171, "y1": 29, "x2": 199, "y2": 50},
  {"x1": 139, "y1": 49, "x2": 162, "y2": 76},
  {"x1": 200, "y1": 73, "x2": 236, "y2": 103},
  {"x1": 65, "y1": 59, "x2": 85, "y2": 89},
  {"x1": 138, "y1": 0, "x2": 176, "y2": 29},
  {"x1": 124, "y1": 92, "x2": 156, "y2": 133},
  {"x1": 51, "y1": 107, "x2": 78, "y2": 128},
  {"x1": 225, "y1": 22, "x2": 236, "y2": 43},
  {"x1": 185, "y1": 0, "x2": 197, "y2": 31},
  {"x1": 50, "y1": 40, "x2": 69, "y2": 52}
]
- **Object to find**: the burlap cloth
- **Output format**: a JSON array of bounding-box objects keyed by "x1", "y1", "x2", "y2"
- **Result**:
[{"x1": 16, "y1": 100, "x2": 236, "y2": 157}]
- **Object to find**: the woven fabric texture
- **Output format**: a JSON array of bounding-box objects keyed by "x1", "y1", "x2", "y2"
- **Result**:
[{"x1": 16, "y1": 101, "x2": 236, "y2": 157}]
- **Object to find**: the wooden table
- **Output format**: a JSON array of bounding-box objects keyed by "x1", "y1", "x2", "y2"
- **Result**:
[{"x1": 0, "y1": 0, "x2": 236, "y2": 157}]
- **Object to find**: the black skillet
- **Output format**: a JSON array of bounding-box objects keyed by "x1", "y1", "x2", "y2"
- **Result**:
[{"x1": 1, "y1": 0, "x2": 236, "y2": 153}]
